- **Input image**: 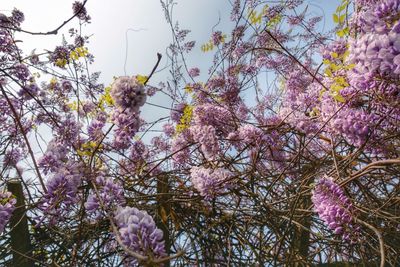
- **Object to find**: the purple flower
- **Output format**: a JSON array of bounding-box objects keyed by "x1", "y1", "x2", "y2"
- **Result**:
[
  {"x1": 321, "y1": 40, "x2": 347, "y2": 61},
  {"x1": 151, "y1": 136, "x2": 169, "y2": 151},
  {"x1": 0, "y1": 192, "x2": 16, "y2": 233},
  {"x1": 85, "y1": 175, "x2": 125, "y2": 219},
  {"x1": 171, "y1": 132, "x2": 191, "y2": 166},
  {"x1": 114, "y1": 206, "x2": 166, "y2": 264},
  {"x1": 38, "y1": 140, "x2": 68, "y2": 174},
  {"x1": 61, "y1": 80, "x2": 73, "y2": 93},
  {"x1": 87, "y1": 118, "x2": 105, "y2": 141},
  {"x1": 206, "y1": 76, "x2": 225, "y2": 90},
  {"x1": 129, "y1": 140, "x2": 149, "y2": 162},
  {"x1": 72, "y1": 1, "x2": 91, "y2": 22},
  {"x1": 211, "y1": 31, "x2": 224, "y2": 46},
  {"x1": 50, "y1": 46, "x2": 70, "y2": 68},
  {"x1": 3, "y1": 147, "x2": 24, "y2": 166},
  {"x1": 170, "y1": 103, "x2": 186, "y2": 123},
  {"x1": 190, "y1": 125, "x2": 220, "y2": 161},
  {"x1": 0, "y1": 30, "x2": 13, "y2": 53},
  {"x1": 38, "y1": 161, "x2": 83, "y2": 225},
  {"x1": 312, "y1": 177, "x2": 359, "y2": 241},
  {"x1": 188, "y1": 67, "x2": 200, "y2": 77},
  {"x1": 162, "y1": 123, "x2": 175, "y2": 137},
  {"x1": 18, "y1": 83, "x2": 40, "y2": 100},
  {"x1": 112, "y1": 109, "x2": 141, "y2": 150},
  {"x1": 12, "y1": 63, "x2": 30, "y2": 81},
  {"x1": 55, "y1": 115, "x2": 81, "y2": 145},
  {"x1": 193, "y1": 104, "x2": 234, "y2": 133},
  {"x1": 111, "y1": 76, "x2": 147, "y2": 112},
  {"x1": 237, "y1": 124, "x2": 265, "y2": 145},
  {"x1": 11, "y1": 8, "x2": 24, "y2": 26},
  {"x1": 190, "y1": 166, "x2": 232, "y2": 200}
]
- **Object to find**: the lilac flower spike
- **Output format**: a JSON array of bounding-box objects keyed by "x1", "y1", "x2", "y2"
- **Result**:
[
  {"x1": 0, "y1": 191, "x2": 16, "y2": 233},
  {"x1": 312, "y1": 177, "x2": 359, "y2": 241},
  {"x1": 190, "y1": 166, "x2": 232, "y2": 200},
  {"x1": 114, "y1": 206, "x2": 166, "y2": 265},
  {"x1": 85, "y1": 176, "x2": 125, "y2": 219},
  {"x1": 111, "y1": 76, "x2": 147, "y2": 112}
]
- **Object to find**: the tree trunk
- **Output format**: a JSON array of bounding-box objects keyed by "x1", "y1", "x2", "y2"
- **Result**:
[
  {"x1": 156, "y1": 175, "x2": 171, "y2": 267},
  {"x1": 7, "y1": 180, "x2": 33, "y2": 267}
]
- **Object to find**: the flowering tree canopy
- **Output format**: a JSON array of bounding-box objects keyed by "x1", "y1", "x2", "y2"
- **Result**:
[{"x1": 0, "y1": 0, "x2": 399, "y2": 266}]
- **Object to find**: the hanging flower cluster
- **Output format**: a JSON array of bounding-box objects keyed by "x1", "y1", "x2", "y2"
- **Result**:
[
  {"x1": 110, "y1": 76, "x2": 147, "y2": 112},
  {"x1": 85, "y1": 175, "x2": 125, "y2": 219},
  {"x1": 190, "y1": 166, "x2": 233, "y2": 200},
  {"x1": 109, "y1": 76, "x2": 147, "y2": 149},
  {"x1": 0, "y1": 192, "x2": 16, "y2": 233},
  {"x1": 312, "y1": 177, "x2": 359, "y2": 241},
  {"x1": 114, "y1": 206, "x2": 166, "y2": 265}
]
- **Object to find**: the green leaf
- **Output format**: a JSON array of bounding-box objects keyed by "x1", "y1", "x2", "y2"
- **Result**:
[
  {"x1": 333, "y1": 14, "x2": 339, "y2": 23},
  {"x1": 339, "y1": 14, "x2": 346, "y2": 24},
  {"x1": 336, "y1": 29, "x2": 345, "y2": 37},
  {"x1": 336, "y1": 4, "x2": 347, "y2": 13}
]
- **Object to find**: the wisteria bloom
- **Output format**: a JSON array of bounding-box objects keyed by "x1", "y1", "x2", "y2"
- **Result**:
[
  {"x1": 38, "y1": 140, "x2": 68, "y2": 174},
  {"x1": 349, "y1": 1, "x2": 400, "y2": 78},
  {"x1": 18, "y1": 83, "x2": 40, "y2": 100},
  {"x1": 87, "y1": 119, "x2": 105, "y2": 141},
  {"x1": 0, "y1": 192, "x2": 16, "y2": 233},
  {"x1": 190, "y1": 125, "x2": 220, "y2": 161},
  {"x1": 111, "y1": 76, "x2": 147, "y2": 112},
  {"x1": 162, "y1": 123, "x2": 175, "y2": 137},
  {"x1": 190, "y1": 166, "x2": 232, "y2": 200},
  {"x1": 39, "y1": 161, "x2": 83, "y2": 225},
  {"x1": 11, "y1": 8, "x2": 24, "y2": 25},
  {"x1": 170, "y1": 103, "x2": 186, "y2": 123},
  {"x1": 72, "y1": 1, "x2": 91, "y2": 22},
  {"x1": 61, "y1": 80, "x2": 73, "y2": 93},
  {"x1": 50, "y1": 46, "x2": 70, "y2": 68},
  {"x1": 55, "y1": 114, "x2": 81, "y2": 145},
  {"x1": 12, "y1": 63, "x2": 30, "y2": 81},
  {"x1": 211, "y1": 31, "x2": 225, "y2": 46},
  {"x1": 114, "y1": 206, "x2": 166, "y2": 265},
  {"x1": 193, "y1": 104, "x2": 234, "y2": 133},
  {"x1": 112, "y1": 109, "x2": 142, "y2": 149},
  {"x1": 171, "y1": 132, "x2": 191, "y2": 166},
  {"x1": 188, "y1": 67, "x2": 200, "y2": 77},
  {"x1": 85, "y1": 176, "x2": 125, "y2": 219},
  {"x1": 312, "y1": 177, "x2": 359, "y2": 241},
  {"x1": 3, "y1": 147, "x2": 24, "y2": 167}
]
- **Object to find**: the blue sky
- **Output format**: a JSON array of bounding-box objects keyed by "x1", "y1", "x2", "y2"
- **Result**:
[
  {"x1": 1, "y1": 0, "x2": 341, "y2": 127},
  {"x1": 2, "y1": 0, "x2": 341, "y2": 82}
]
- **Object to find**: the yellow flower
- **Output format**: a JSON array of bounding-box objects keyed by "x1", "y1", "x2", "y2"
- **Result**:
[
  {"x1": 55, "y1": 58, "x2": 67, "y2": 67},
  {"x1": 175, "y1": 104, "x2": 193, "y2": 134},
  {"x1": 70, "y1": 47, "x2": 89, "y2": 61},
  {"x1": 76, "y1": 47, "x2": 89, "y2": 57},
  {"x1": 70, "y1": 50, "x2": 79, "y2": 60},
  {"x1": 136, "y1": 75, "x2": 148, "y2": 85}
]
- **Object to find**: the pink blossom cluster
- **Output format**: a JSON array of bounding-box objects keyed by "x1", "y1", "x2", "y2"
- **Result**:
[
  {"x1": 190, "y1": 166, "x2": 232, "y2": 200},
  {"x1": 190, "y1": 125, "x2": 220, "y2": 161}
]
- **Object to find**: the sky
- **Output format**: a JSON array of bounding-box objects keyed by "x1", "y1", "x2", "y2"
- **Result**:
[
  {"x1": 2, "y1": 0, "x2": 340, "y2": 83},
  {"x1": 1, "y1": 0, "x2": 231, "y2": 83},
  {"x1": 1, "y1": 0, "x2": 341, "y2": 133},
  {"x1": 0, "y1": 0, "x2": 341, "y2": 188}
]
